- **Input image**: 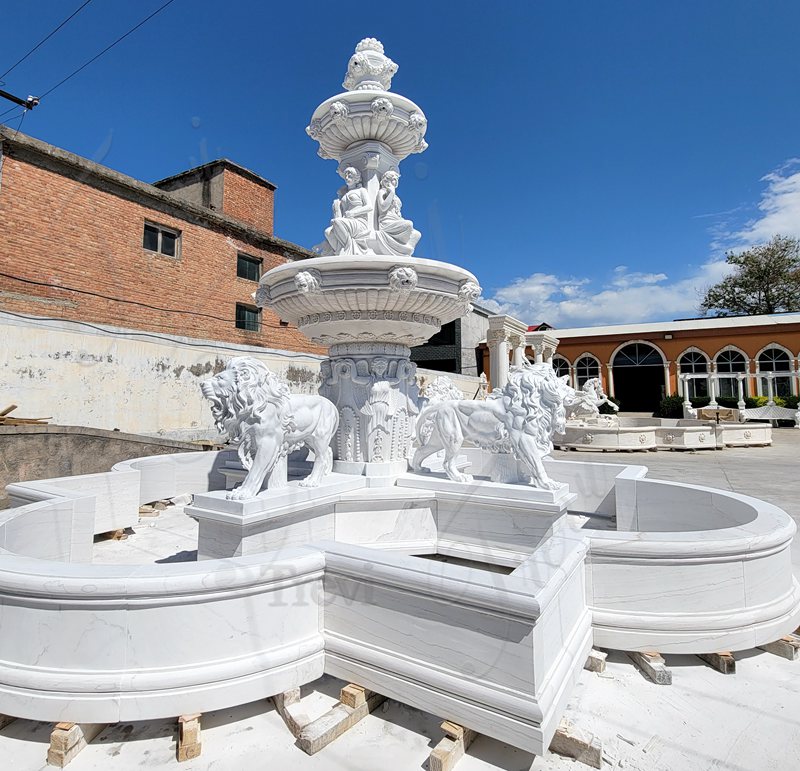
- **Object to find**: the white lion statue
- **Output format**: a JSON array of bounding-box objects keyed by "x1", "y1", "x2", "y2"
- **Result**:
[
  {"x1": 563, "y1": 377, "x2": 618, "y2": 422},
  {"x1": 411, "y1": 363, "x2": 570, "y2": 490},
  {"x1": 418, "y1": 375, "x2": 464, "y2": 406},
  {"x1": 201, "y1": 357, "x2": 338, "y2": 500}
]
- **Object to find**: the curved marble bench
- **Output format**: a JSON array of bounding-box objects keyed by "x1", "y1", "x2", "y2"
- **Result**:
[
  {"x1": 583, "y1": 478, "x2": 799, "y2": 653},
  {"x1": 1, "y1": 449, "x2": 798, "y2": 734},
  {"x1": 0, "y1": 456, "x2": 590, "y2": 755},
  {"x1": 555, "y1": 418, "x2": 772, "y2": 451},
  {"x1": 0, "y1": 544, "x2": 325, "y2": 724}
]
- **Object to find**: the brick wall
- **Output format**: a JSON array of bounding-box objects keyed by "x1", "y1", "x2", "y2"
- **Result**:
[
  {"x1": 0, "y1": 153, "x2": 323, "y2": 354},
  {"x1": 221, "y1": 168, "x2": 275, "y2": 234}
]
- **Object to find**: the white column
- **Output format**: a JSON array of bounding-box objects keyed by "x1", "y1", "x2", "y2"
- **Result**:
[
  {"x1": 766, "y1": 372, "x2": 775, "y2": 405},
  {"x1": 663, "y1": 361, "x2": 671, "y2": 397},
  {"x1": 736, "y1": 375, "x2": 746, "y2": 412},
  {"x1": 606, "y1": 363, "x2": 615, "y2": 398},
  {"x1": 569, "y1": 365, "x2": 577, "y2": 389},
  {"x1": 510, "y1": 334, "x2": 525, "y2": 367},
  {"x1": 488, "y1": 331, "x2": 509, "y2": 392},
  {"x1": 708, "y1": 373, "x2": 718, "y2": 407},
  {"x1": 682, "y1": 375, "x2": 692, "y2": 409}
]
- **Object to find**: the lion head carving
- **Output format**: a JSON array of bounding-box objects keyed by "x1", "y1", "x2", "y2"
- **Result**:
[
  {"x1": 201, "y1": 357, "x2": 339, "y2": 499},
  {"x1": 200, "y1": 357, "x2": 296, "y2": 470}
]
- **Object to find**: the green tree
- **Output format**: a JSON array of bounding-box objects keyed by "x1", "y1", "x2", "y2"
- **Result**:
[{"x1": 701, "y1": 235, "x2": 800, "y2": 316}]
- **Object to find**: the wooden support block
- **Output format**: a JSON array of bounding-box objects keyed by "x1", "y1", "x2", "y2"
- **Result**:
[
  {"x1": 177, "y1": 713, "x2": 202, "y2": 762},
  {"x1": 47, "y1": 722, "x2": 106, "y2": 767},
  {"x1": 698, "y1": 651, "x2": 736, "y2": 674},
  {"x1": 296, "y1": 687, "x2": 385, "y2": 755},
  {"x1": 584, "y1": 649, "x2": 607, "y2": 673},
  {"x1": 758, "y1": 635, "x2": 800, "y2": 661},
  {"x1": 627, "y1": 650, "x2": 672, "y2": 685},
  {"x1": 0, "y1": 714, "x2": 16, "y2": 730},
  {"x1": 96, "y1": 528, "x2": 128, "y2": 541},
  {"x1": 339, "y1": 683, "x2": 369, "y2": 709},
  {"x1": 550, "y1": 719, "x2": 603, "y2": 769},
  {"x1": 429, "y1": 721, "x2": 478, "y2": 771},
  {"x1": 272, "y1": 688, "x2": 310, "y2": 738}
]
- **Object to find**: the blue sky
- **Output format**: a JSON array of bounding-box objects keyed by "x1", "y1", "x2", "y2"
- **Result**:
[{"x1": 2, "y1": 1, "x2": 800, "y2": 327}]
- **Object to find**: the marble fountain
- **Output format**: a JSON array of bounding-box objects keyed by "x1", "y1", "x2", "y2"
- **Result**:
[{"x1": 1, "y1": 39, "x2": 799, "y2": 760}]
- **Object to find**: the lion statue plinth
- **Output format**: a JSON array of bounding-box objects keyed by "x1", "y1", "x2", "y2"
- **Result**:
[
  {"x1": 201, "y1": 357, "x2": 338, "y2": 500},
  {"x1": 411, "y1": 363, "x2": 570, "y2": 490}
]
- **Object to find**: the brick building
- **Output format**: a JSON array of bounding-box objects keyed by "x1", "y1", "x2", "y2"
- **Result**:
[{"x1": 0, "y1": 127, "x2": 323, "y2": 354}]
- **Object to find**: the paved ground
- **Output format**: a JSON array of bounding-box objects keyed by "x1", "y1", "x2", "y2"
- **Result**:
[
  {"x1": 553, "y1": 425, "x2": 800, "y2": 573},
  {"x1": 2, "y1": 430, "x2": 799, "y2": 770}
]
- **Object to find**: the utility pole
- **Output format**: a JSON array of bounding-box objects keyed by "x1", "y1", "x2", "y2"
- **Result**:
[{"x1": 0, "y1": 88, "x2": 39, "y2": 111}]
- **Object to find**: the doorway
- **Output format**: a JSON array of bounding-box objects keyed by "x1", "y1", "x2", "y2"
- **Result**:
[{"x1": 612, "y1": 343, "x2": 665, "y2": 412}]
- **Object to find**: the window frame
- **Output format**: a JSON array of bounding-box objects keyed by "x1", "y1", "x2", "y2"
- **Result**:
[
  {"x1": 236, "y1": 252, "x2": 262, "y2": 282},
  {"x1": 143, "y1": 221, "x2": 181, "y2": 258},
  {"x1": 575, "y1": 354, "x2": 601, "y2": 388},
  {"x1": 235, "y1": 303, "x2": 262, "y2": 332}
]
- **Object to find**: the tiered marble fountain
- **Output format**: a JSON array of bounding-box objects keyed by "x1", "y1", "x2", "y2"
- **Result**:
[
  {"x1": 0, "y1": 38, "x2": 798, "y2": 761},
  {"x1": 256, "y1": 37, "x2": 480, "y2": 479}
]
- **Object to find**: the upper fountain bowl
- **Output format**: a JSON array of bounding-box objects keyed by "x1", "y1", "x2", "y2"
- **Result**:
[{"x1": 255, "y1": 255, "x2": 481, "y2": 348}]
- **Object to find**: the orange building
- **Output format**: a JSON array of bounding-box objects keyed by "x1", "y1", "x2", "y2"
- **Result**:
[{"x1": 483, "y1": 313, "x2": 800, "y2": 412}]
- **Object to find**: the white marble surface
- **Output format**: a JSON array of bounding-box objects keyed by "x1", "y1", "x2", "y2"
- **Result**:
[
  {"x1": 555, "y1": 418, "x2": 774, "y2": 452},
  {"x1": 1, "y1": 446, "x2": 799, "y2": 739},
  {"x1": 0, "y1": 547, "x2": 326, "y2": 723},
  {"x1": 320, "y1": 538, "x2": 591, "y2": 755}
]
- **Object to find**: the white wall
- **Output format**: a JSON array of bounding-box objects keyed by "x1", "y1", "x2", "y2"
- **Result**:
[
  {"x1": 1, "y1": 312, "x2": 481, "y2": 439},
  {"x1": 0, "y1": 312, "x2": 325, "y2": 439}
]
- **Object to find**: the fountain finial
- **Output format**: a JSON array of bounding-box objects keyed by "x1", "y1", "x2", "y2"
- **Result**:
[{"x1": 343, "y1": 38, "x2": 398, "y2": 91}]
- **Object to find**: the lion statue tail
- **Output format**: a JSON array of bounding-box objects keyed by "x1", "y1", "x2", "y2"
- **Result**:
[{"x1": 416, "y1": 405, "x2": 437, "y2": 446}]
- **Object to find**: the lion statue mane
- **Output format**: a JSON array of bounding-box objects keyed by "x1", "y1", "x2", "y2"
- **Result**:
[
  {"x1": 201, "y1": 357, "x2": 338, "y2": 500},
  {"x1": 411, "y1": 363, "x2": 570, "y2": 490}
]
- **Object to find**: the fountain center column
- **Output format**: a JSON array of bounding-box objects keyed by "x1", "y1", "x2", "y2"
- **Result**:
[{"x1": 320, "y1": 342, "x2": 418, "y2": 475}]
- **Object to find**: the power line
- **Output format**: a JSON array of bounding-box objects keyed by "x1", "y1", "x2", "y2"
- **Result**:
[
  {"x1": 0, "y1": 105, "x2": 25, "y2": 123},
  {"x1": 0, "y1": 309, "x2": 325, "y2": 361},
  {"x1": 0, "y1": 0, "x2": 94, "y2": 81},
  {"x1": 0, "y1": 270, "x2": 287, "y2": 329},
  {"x1": 40, "y1": 0, "x2": 178, "y2": 99},
  {"x1": 10, "y1": 108, "x2": 27, "y2": 139}
]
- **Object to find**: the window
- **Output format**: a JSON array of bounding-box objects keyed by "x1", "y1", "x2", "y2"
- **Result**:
[
  {"x1": 235, "y1": 303, "x2": 261, "y2": 331},
  {"x1": 552, "y1": 355, "x2": 570, "y2": 380},
  {"x1": 679, "y1": 351, "x2": 708, "y2": 398},
  {"x1": 758, "y1": 347, "x2": 792, "y2": 397},
  {"x1": 143, "y1": 222, "x2": 180, "y2": 257},
  {"x1": 612, "y1": 343, "x2": 663, "y2": 367},
  {"x1": 715, "y1": 349, "x2": 747, "y2": 398},
  {"x1": 237, "y1": 253, "x2": 262, "y2": 282},
  {"x1": 575, "y1": 355, "x2": 600, "y2": 388}
]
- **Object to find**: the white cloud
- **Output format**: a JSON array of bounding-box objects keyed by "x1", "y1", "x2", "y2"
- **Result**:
[
  {"x1": 485, "y1": 159, "x2": 800, "y2": 328},
  {"x1": 729, "y1": 159, "x2": 800, "y2": 247},
  {"x1": 485, "y1": 262, "x2": 729, "y2": 327}
]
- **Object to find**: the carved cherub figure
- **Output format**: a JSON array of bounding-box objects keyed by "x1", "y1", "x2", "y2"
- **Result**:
[
  {"x1": 319, "y1": 167, "x2": 372, "y2": 255},
  {"x1": 374, "y1": 170, "x2": 420, "y2": 256}
]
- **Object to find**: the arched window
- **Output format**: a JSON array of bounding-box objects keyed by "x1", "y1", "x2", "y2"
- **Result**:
[
  {"x1": 551, "y1": 355, "x2": 570, "y2": 381},
  {"x1": 679, "y1": 351, "x2": 708, "y2": 399},
  {"x1": 758, "y1": 347, "x2": 792, "y2": 398},
  {"x1": 715, "y1": 349, "x2": 747, "y2": 398},
  {"x1": 575, "y1": 355, "x2": 600, "y2": 388},
  {"x1": 612, "y1": 343, "x2": 663, "y2": 367}
]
